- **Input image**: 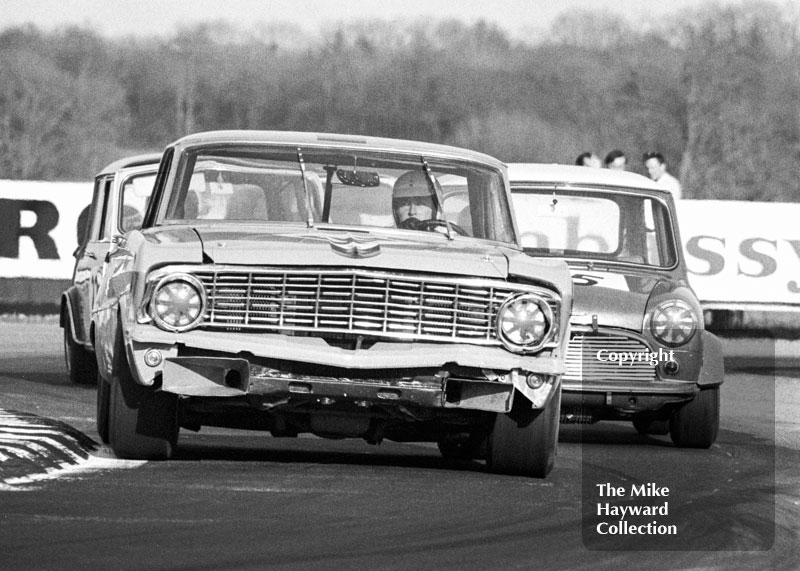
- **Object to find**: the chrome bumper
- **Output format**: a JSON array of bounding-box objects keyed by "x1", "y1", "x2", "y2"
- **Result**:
[
  {"x1": 125, "y1": 325, "x2": 565, "y2": 413},
  {"x1": 127, "y1": 324, "x2": 565, "y2": 377}
]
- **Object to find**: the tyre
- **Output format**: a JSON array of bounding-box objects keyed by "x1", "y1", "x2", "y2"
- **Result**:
[
  {"x1": 96, "y1": 377, "x2": 111, "y2": 444},
  {"x1": 632, "y1": 416, "x2": 669, "y2": 436},
  {"x1": 669, "y1": 386, "x2": 720, "y2": 448},
  {"x1": 107, "y1": 324, "x2": 178, "y2": 460},
  {"x1": 63, "y1": 322, "x2": 98, "y2": 385},
  {"x1": 487, "y1": 388, "x2": 561, "y2": 478},
  {"x1": 437, "y1": 432, "x2": 486, "y2": 461}
]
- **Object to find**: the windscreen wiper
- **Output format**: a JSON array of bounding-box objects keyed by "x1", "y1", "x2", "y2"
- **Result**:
[
  {"x1": 296, "y1": 148, "x2": 314, "y2": 228},
  {"x1": 421, "y1": 157, "x2": 454, "y2": 240}
]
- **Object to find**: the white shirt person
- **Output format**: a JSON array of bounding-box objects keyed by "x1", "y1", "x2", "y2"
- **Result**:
[{"x1": 643, "y1": 151, "x2": 682, "y2": 200}]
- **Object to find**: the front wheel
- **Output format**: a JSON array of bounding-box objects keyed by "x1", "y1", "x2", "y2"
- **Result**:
[
  {"x1": 669, "y1": 386, "x2": 720, "y2": 448},
  {"x1": 487, "y1": 388, "x2": 561, "y2": 478},
  {"x1": 107, "y1": 325, "x2": 178, "y2": 460}
]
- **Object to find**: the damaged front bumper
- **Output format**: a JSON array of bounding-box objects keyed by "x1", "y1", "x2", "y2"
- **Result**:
[{"x1": 124, "y1": 325, "x2": 566, "y2": 413}]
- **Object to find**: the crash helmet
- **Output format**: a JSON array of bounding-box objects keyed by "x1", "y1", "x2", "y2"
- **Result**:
[{"x1": 392, "y1": 170, "x2": 439, "y2": 226}]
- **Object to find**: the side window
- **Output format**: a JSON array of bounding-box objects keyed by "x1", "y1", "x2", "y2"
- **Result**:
[
  {"x1": 96, "y1": 178, "x2": 112, "y2": 239},
  {"x1": 643, "y1": 199, "x2": 660, "y2": 265},
  {"x1": 467, "y1": 172, "x2": 514, "y2": 242},
  {"x1": 120, "y1": 173, "x2": 156, "y2": 233},
  {"x1": 84, "y1": 177, "x2": 112, "y2": 243},
  {"x1": 645, "y1": 199, "x2": 676, "y2": 266}
]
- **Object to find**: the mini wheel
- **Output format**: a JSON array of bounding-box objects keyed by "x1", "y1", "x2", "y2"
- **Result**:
[{"x1": 669, "y1": 386, "x2": 720, "y2": 448}]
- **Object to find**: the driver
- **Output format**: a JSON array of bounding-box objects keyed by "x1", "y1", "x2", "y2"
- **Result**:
[{"x1": 392, "y1": 170, "x2": 440, "y2": 230}]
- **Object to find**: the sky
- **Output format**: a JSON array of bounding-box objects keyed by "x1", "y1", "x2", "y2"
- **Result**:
[{"x1": 0, "y1": 0, "x2": 753, "y2": 40}]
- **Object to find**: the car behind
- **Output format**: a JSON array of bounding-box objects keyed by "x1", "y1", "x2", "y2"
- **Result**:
[
  {"x1": 509, "y1": 163, "x2": 723, "y2": 448},
  {"x1": 61, "y1": 153, "x2": 160, "y2": 385}
]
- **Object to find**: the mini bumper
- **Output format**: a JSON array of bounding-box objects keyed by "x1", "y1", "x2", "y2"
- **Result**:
[{"x1": 561, "y1": 379, "x2": 698, "y2": 417}]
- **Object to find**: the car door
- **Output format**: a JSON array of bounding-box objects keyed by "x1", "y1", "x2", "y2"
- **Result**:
[{"x1": 73, "y1": 175, "x2": 114, "y2": 345}]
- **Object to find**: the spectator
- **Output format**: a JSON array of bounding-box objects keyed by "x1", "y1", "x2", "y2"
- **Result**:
[
  {"x1": 575, "y1": 152, "x2": 602, "y2": 168},
  {"x1": 643, "y1": 151, "x2": 682, "y2": 200},
  {"x1": 604, "y1": 149, "x2": 627, "y2": 170}
]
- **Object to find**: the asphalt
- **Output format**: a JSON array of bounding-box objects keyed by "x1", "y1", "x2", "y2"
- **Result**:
[{"x1": 0, "y1": 329, "x2": 796, "y2": 488}]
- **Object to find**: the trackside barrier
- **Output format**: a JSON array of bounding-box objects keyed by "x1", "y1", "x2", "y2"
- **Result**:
[
  {"x1": 1, "y1": 181, "x2": 799, "y2": 313},
  {"x1": 0, "y1": 180, "x2": 92, "y2": 310},
  {"x1": 676, "y1": 200, "x2": 800, "y2": 312}
]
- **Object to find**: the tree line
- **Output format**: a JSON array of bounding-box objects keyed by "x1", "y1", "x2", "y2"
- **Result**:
[{"x1": 0, "y1": 1, "x2": 798, "y2": 201}]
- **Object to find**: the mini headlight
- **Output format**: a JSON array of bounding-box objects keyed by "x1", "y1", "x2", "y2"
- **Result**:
[
  {"x1": 150, "y1": 273, "x2": 206, "y2": 332},
  {"x1": 496, "y1": 293, "x2": 554, "y2": 353},
  {"x1": 649, "y1": 299, "x2": 697, "y2": 346}
]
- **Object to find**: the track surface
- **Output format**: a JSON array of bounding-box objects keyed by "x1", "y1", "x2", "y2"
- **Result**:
[{"x1": 0, "y1": 322, "x2": 798, "y2": 570}]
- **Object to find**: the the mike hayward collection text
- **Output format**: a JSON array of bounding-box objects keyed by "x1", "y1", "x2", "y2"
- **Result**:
[{"x1": 593, "y1": 482, "x2": 678, "y2": 536}]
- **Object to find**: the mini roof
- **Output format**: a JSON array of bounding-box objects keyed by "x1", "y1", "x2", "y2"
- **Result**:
[{"x1": 508, "y1": 162, "x2": 668, "y2": 193}]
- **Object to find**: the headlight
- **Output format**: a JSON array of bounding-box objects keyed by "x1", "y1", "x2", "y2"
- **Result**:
[
  {"x1": 150, "y1": 273, "x2": 206, "y2": 332},
  {"x1": 496, "y1": 293, "x2": 554, "y2": 353},
  {"x1": 649, "y1": 299, "x2": 697, "y2": 346}
]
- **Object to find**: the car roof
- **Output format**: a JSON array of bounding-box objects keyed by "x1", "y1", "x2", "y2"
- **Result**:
[
  {"x1": 170, "y1": 130, "x2": 505, "y2": 169},
  {"x1": 97, "y1": 152, "x2": 163, "y2": 176},
  {"x1": 508, "y1": 162, "x2": 668, "y2": 194}
]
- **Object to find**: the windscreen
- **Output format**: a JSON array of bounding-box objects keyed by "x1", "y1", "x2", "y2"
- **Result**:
[
  {"x1": 512, "y1": 188, "x2": 677, "y2": 267},
  {"x1": 159, "y1": 145, "x2": 515, "y2": 244}
]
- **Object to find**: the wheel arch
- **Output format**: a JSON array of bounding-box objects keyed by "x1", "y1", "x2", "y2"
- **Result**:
[{"x1": 697, "y1": 330, "x2": 724, "y2": 387}]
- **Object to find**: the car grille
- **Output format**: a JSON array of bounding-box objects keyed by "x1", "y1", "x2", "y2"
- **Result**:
[
  {"x1": 564, "y1": 333, "x2": 656, "y2": 382},
  {"x1": 191, "y1": 268, "x2": 557, "y2": 346}
]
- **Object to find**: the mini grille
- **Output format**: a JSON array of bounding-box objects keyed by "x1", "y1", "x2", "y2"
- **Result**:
[
  {"x1": 564, "y1": 334, "x2": 656, "y2": 382},
  {"x1": 190, "y1": 268, "x2": 557, "y2": 346}
]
